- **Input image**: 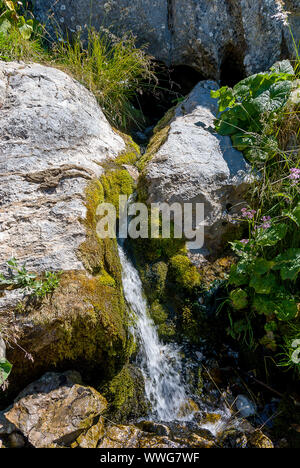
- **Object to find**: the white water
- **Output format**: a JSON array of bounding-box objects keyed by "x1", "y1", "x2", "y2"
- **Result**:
[{"x1": 118, "y1": 242, "x2": 192, "y2": 422}]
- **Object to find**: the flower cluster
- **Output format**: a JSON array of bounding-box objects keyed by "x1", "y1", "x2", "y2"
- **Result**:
[
  {"x1": 241, "y1": 207, "x2": 256, "y2": 220},
  {"x1": 258, "y1": 216, "x2": 272, "y2": 230},
  {"x1": 289, "y1": 168, "x2": 300, "y2": 186},
  {"x1": 240, "y1": 239, "x2": 249, "y2": 245}
]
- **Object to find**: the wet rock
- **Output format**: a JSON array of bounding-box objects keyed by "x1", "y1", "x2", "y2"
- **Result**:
[
  {"x1": 99, "y1": 425, "x2": 142, "y2": 448},
  {"x1": 76, "y1": 419, "x2": 105, "y2": 448},
  {"x1": 2, "y1": 372, "x2": 108, "y2": 448},
  {"x1": 144, "y1": 80, "x2": 253, "y2": 255},
  {"x1": 34, "y1": 1, "x2": 299, "y2": 78},
  {"x1": 0, "y1": 410, "x2": 16, "y2": 436},
  {"x1": 247, "y1": 430, "x2": 274, "y2": 449},
  {"x1": 137, "y1": 420, "x2": 171, "y2": 437}
]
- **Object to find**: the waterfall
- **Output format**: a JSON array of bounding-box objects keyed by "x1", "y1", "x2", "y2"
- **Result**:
[{"x1": 118, "y1": 240, "x2": 193, "y2": 422}]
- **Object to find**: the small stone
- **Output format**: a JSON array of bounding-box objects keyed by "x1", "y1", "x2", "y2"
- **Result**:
[
  {"x1": 248, "y1": 430, "x2": 274, "y2": 449},
  {"x1": 8, "y1": 432, "x2": 26, "y2": 448}
]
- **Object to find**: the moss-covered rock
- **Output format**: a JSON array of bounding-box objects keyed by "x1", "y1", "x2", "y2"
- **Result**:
[
  {"x1": 2, "y1": 135, "x2": 141, "y2": 400},
  {"x1": 102, "y1": 364, "x2": 149, "y2": 423},
  {"x1": 169, "y1": 255, "x2": 202, "y2": 292}
]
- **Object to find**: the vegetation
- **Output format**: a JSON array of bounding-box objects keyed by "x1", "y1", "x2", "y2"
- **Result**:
[
  {"x1": 0, "y1": 357, "x2": 12, "y2": 387},
  {"x1": 0, "y1": 1, "x2": 155, "y2": 130},
  {"x1": 0, "y1": 258, "x2": 61, "y2": 299},
  {"x1": 212, "y1": 59, "x2": 300, "y2": 375},
  {"x1": 54, "y1": 30, "x2": 154, "y2": 129}
]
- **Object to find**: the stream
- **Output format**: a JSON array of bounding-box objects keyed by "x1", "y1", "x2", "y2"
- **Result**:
[{"x1": 118, "y1": 224, "x2": 193, "y2": 422}]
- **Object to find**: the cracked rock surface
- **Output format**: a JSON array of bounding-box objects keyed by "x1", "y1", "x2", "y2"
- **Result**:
[{"x1": 34, "y1": 0, "x2": 299, "y2": 77}]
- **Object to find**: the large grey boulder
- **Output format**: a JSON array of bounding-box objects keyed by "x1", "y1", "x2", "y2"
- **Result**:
[
  {"x1": 0, "y1": 61, "x2": 124, "y2": 275},
  {"x1": 0, "y1": 62, "x2": 128, "y2": 392},
  {"x1": 144, "y1": 80, "x2": 253, "y2": 254},
  {"x1": 34, "y1": 0, "x2": 299, "y2": 78}
]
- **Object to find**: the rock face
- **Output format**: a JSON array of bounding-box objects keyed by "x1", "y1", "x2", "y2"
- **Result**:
[
  {"x1": 0, "y1": 371, "x2": 274, "y2": 449},
  {"x1": 0, "y1": 61, "x2": 124, "y2": 273},
  {"x1": 0, "y1": 62, "x2": 130, "y2": 393},
  {"x1": 0, "y1": 371, "x2": 107, "y2": 448},
  {"x1": 34, "y1": 0, "x2": 299, "y2": 78},
  {"x1": 144, "y1": 80, "x2": 253, "y2": 254}
]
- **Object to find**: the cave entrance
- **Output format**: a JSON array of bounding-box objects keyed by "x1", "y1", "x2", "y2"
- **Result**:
[
  {"x1": 220, "y1": 47, "x2": 246, "y2": 88},
  {"x1": 131, "y1": 63, "x2": 204, "y2": 144}
]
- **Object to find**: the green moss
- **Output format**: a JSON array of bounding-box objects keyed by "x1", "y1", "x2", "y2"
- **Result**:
[
  {"x1": 101, "y1": 169, "x2": 134, "y2": 215},
  {"x1": 138, "y1": 106, "x2": 175, "y2": 170},
  {"x1": 150, "y1": 300, "x2": 176, "y2": 338},
  {"x1": 169, "y1": 255, "x2": 202, "y2": 292},
  {"x1": 103, "y1": 364, "x2": 149, "y2": 423}
]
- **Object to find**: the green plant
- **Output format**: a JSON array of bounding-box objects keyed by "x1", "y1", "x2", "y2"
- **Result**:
[
  {"x1": 211, "y1": 60, "x2": 294, "y2": 164},
  {"x1": 54, "y1": 29, "x2": 155, "y2": 130},
  {"x1": 0, "y1": 257, "x2": 61, "y2": 299},
  {"x1": 0, "y1": 0, "x2": 34, "y2": 39},
  {"x1": 0, "y1": 357, "x2": 12, "y2": 387},
  {"x1": 0, "y1": 0, "x2": 47, "y2": 61},
  {"x1": 212, "y1": 59, "x2": 300, "y2": 373}
]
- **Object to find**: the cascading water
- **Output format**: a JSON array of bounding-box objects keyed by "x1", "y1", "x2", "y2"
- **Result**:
[{"x1": 118, "y1": 237, "x2": 193, "y2": 422}]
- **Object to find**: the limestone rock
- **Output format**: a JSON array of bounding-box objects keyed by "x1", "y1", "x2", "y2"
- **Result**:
[
  {"x1": 98, "y1": 422, "x2": 216, "y2": 448},
  {"x1": 0, "y1": 61, "x2": 124, "y2": 276},
  {"x1": 34, "y1": 0, "x2": 299, "y2": 78},
  {"x1": 76, "y1": 419, "x2": 105, "y2": 448},
  {"x1": 144, "y1": 80, "x2": 253, "y2": 255},
  {"x1": 2, "y1": 372, "x2": 108, "y2": 448},
  {"x1": 0, "y1": 62, "x2": 129, "y2": 392}
]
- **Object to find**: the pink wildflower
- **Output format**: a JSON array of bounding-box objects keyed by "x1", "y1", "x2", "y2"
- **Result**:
[{"x1": 289, "y1": 168, "x2": 300, "y2": 186}]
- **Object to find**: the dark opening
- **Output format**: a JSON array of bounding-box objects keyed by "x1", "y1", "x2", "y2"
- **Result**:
[
  {"x1": 131, "y1": 63, "x2": 204, "y2": 144},
  {"x1": 220, "y1": 47, "x2": 246, "y2": 88}
]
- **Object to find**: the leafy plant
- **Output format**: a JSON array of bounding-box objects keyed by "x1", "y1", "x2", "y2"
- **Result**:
[
  {"x1": 0, "y1": 357, "x2": 12, "y2": 387},
  {"x1": 212, "y1": 60, "x2": 300, "y2": 372},
  {"x1": 0, "y1": 258, "x2": 61, "y2": 299},
  {"x1": 211, "y1": 61, "x2": 294, "y2": 164},
  {"x1": 0, "y1": 0, "x2": 34, "y2": 39}
]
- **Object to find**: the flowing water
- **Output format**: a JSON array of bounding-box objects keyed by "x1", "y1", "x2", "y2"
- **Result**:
[{"x1": 118, "y1": 239, "x2": 193, "y2": 422}]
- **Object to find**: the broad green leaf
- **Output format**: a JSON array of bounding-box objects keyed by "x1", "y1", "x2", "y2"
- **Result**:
[
  {"x1": 18, "y1": 21, "x2": 33, "y2": 39},
  {"x1": 0, "y1": 18, "x2": 11, "y2": 34},
  {"x1": 275, "y1": 299, "x2": 298, "y2": 321},
  {"x1": 228, "y1": 264, "x2": 249, "y2": 286},
  {"x1": 211, "y1": 87, "x2": 236, "y2": 112},
  {"x1": 255, "y1": 223, "x2": 287, "y2": 247},
  {"x1": 230, "y1": 288, "x2": 248, "y2": 310},
  {"x1": 252, "y1": 258, "x2": 272, "y2": 275},
  {"x1": 253, "y1": 294, "x2": 275, "y2": 316},
  {"x1": 249, "y1": 273, "x2": 277, "y2": 294},
  {"x1": 273, "y1": 248, "x2": 300, "y2": 280},
  {"x1": 270, "y1": 60, "x2": 295, "y2": 76},
  {"x1": 0, "y1": 358, "x2": 12, "y2": 384},
  {"x1": 252, "y1": 81, "x2": 292, "y2": 114}
]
